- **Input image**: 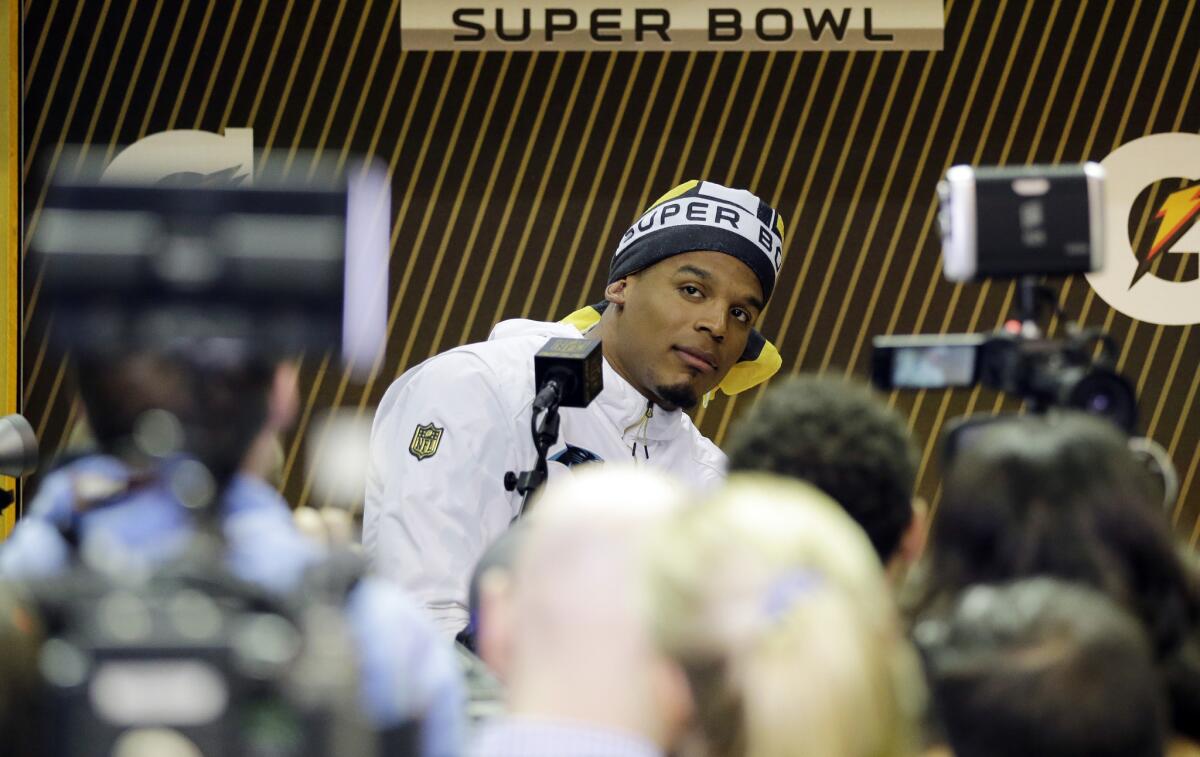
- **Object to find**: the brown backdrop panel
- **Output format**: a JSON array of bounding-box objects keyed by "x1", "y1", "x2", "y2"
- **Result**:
[{"x1": 20, "y1": 0, "x2": 1200, "y2": 540}]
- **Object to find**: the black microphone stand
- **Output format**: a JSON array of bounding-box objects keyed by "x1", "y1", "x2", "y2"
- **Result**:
[{"x1": 504, "y1": 379, "x2": 563, "y2": 517}]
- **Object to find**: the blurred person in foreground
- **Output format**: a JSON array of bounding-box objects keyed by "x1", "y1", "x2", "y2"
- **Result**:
[
  {"x1": 365, "y1": 181, "x2": 789, "y2": 636},
  {"x1": 0, "y1": 581, "x2": 41, "y2": 757},
  {"x1": 724, "y1": 376, "x2": 925, "y2": 583},
  {"x1": 0, "y1": 351, "x2": 465, "y2": 756},
  {"x1": 466, "y1": 522, "x2": 529, "y2": 681},
  {"x1": 470, "y1": 465, "x2": 694, "y2": 757},
  {"x1": 916, "y1": 578, "x2": 1168, "y2": 757},
  {"x1": 914, "y1": 412, "x2": 1200, "y2": 745},
  {"x1": 646, "y1": 474, "x2": 924, "y2": 757}
]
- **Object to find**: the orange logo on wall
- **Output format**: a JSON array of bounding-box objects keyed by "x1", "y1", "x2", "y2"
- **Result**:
[{"x1": 1128, "y1": 181, "x2": 1200, "y2": 288}]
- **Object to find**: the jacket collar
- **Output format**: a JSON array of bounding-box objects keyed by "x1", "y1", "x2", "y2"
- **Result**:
[
  {"x1": 492, "y1": 317, "x2": 687, "y2": 442},
  {"x1": 593, "y1": 358, "x2": 685, "y2": 442}
]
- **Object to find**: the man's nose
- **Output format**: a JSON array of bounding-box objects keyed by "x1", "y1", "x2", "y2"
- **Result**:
[{"x1": 696, "y1": 304, "x2": 727, "y2": 342}]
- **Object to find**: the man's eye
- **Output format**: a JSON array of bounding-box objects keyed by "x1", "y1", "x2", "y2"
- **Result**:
[
  {"x1": 732, "y1": 308, "x2": 751, "y2": 324},
  {"x1": 681, "y1": 285, "x2": 702, "y2": 297}
]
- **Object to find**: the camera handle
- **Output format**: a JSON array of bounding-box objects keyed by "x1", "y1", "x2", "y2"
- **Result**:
[{"x1": 1012, "y1": 276, "x2": 1071, "y2": 337}]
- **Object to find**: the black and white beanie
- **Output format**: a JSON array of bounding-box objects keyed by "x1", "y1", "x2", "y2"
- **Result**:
[
  {"x1": 608, "y1": 180, "x2": 786, "y2": 301},
  {"x1": 559, "y1": 180, "x2": 786, "y2": 396}
]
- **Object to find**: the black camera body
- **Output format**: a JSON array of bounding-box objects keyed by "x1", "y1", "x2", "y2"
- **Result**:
[
  {"x1": 873, "y1": 330, "x2": 1136, "y2": 434},
  {"x1": 29, "y1": 561, "x2": 381, "y2": 757},
  {"x1": 19, "y1": 155, "x2": 399, "y2": 756},
  {"x1": 31, "y1": 154, "x2": 388, "y2": 374},
  {"x1": 872, "y1": 162, "x2": 1139, "y2": 459}
]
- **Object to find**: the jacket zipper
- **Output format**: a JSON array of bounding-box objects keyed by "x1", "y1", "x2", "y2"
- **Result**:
[{"x1": 629, "y1": 402, "x2": 652, "y2": 461}]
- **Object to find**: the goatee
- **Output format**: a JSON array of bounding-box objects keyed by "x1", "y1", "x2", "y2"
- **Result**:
[{"x1": 654, "y1": 383, "x2": 699, "y2": 411}]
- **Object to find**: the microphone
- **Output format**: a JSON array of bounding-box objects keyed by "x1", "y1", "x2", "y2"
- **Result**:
[
  {"x1": 505, "y1": 338, "x2": 603, "y2": 505},
  {"x1": 532, "y1": 338, "x2": 603, "y2": 411},
  {"x1": 0, "y1": 413, "x2": 38, "y2": 478}
]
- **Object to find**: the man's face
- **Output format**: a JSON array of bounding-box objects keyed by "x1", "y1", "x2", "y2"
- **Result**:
[{"x1": 605, "y1": 250, "x2": 764, "y2": 411}]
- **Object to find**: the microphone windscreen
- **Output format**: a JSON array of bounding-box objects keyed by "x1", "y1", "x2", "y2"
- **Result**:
[
  {"x1": 533, "y1": 338, "x2": 603, "y2": 409},
  {"x1": 0, "y1": 414, "x2": 39, "y2": 478}
]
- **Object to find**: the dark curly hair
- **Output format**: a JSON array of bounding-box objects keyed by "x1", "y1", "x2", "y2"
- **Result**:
[
  {"x1": 918, "y1": 413, "x2": 1198, "y2": 656},
  {"x1": 918, "y1": 578, "x2": 1167, "y2": 757},
  {"x1": 75, "y1": 350, "x2": 274, "y2": 487},
  {"x1": 724, "y1": 375, "x2": 919, "y2": 563}
]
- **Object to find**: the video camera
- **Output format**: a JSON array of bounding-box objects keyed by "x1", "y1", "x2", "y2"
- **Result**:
[
  {"x1": 871, "y1": 163, "x2": 1140, "y2": 460},
  {"x1": 33, "y1": 152, "x2": 388, "y2": 374},
  {"x1": 30, "y1": 565, "x2": 375, "y2": 757},
  {"x1": 19, "y1": 153, "x2": 397, "y2": 756}
]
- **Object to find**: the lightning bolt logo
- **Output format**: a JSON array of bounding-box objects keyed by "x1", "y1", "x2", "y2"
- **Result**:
[{"x1": 1130, "y1": 180, "x2": 1200, "y2": 288}]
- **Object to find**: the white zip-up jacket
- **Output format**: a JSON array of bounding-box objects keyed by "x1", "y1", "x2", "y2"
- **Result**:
[{"x1": 363, "y1": 318, "x2": 726, "y2": 635}]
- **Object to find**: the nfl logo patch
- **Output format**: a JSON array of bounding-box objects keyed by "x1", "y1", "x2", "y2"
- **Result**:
[{"x1": 409, "y1": 423, "x2": 444, "y2": 461}]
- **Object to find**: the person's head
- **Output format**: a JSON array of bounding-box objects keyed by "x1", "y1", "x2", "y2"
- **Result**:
[
  {"x1": 725, "y1": 376, "x2": 924, "y2": 577},
  {"x1": 599, "y1": 181, "x2": 785, "y2": 411},
  {"x1": 647, "y1": 474, "x2": 922, "y2": 757},
  {"x1": 70, "y1": 153, "x2": 301, "y2": 486},
  {"x1": 921, "y1": 412, "x2": 1199, "y2": 657},
  {"x1": 468, "y1": 521, "x2": 528, "y2": 678},
  {"x1": 74, "y1": 350, "x2": 298, "y2": 486},
  {"x1": 492, "y1": 466, "x2": 692, "y2": 748},
  {"x1": 916, "y1": 578, "x2": 1166, "y2": 757},
  {"x1": 74, "y1": 351, "x2": 193, "y2": 454}
]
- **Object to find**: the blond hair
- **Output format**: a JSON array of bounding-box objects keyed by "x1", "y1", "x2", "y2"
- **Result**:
[
  {"x1": 504, "y1": 465, "x2": 693, "y2": 745},
  {"x1": 647, "y1": 474, "x2": 922, "y2": 757}
]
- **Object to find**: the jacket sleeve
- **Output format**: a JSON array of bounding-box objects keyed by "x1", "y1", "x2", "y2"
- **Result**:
[{"x1": 363, "y1": 351, "x2": 522, "y2": 637}]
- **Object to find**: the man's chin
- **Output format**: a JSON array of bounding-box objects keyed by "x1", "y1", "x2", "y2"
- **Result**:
[{"x1": 654, "y1": 383, "x2": 700, "y2": 411}]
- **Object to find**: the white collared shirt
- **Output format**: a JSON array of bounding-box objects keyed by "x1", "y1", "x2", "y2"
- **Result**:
[
  {"x1": 470, "y1": 717, "x2": 663, "y2": 757},
  {"x1": 363, "y1": 318, "x2": 725, "y2": 635}
]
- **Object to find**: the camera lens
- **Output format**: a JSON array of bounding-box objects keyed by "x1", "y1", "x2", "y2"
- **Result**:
[
  {"x1": 1067, "y1": 369, "x2": 1136, "y2": 433},
  {"x1": 1087, "y1": 394, "x2": 1110, "y2": 412}
]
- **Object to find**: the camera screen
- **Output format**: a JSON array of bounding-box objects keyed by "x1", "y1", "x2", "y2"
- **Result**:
[{"x1": 891, "y1": 344, "x2": 977, "y2": 389}]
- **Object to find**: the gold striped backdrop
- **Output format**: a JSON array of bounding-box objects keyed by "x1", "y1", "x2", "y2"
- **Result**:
[{"x1": 17, "y1": 0, "x2": 1200, "y2": 542}]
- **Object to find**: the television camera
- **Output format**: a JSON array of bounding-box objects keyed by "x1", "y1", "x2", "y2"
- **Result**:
[
  {"x1": 17, "y1": 154, "x2": 399, "y2": 756},
  {"x1": 871, "y1": 164, "x2": 1148, "y2": 469}
]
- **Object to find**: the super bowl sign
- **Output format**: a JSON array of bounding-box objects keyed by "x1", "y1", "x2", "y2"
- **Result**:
[{"x1": 400, "y1": 0, "x2": 944, "y2": 51}]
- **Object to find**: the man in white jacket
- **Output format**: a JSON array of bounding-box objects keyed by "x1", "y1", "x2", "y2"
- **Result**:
[{"x1": 364, "y1": 180, "x2": 787, "y2": 636}]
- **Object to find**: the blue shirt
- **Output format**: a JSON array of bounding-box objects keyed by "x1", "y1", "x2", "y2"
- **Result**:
[{"x1": 1, "y1": 455, "x2": 465, "y2": 757}]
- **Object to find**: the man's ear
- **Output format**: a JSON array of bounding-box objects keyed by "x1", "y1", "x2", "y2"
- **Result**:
[
  {"x1": 885, "y1": 498, "x2": 927, "y2": 584},
  {"x1": 650, "y1": 655, "x2": 695, "y2": 750},
  {"x1": 899, "y1": 497, "x2": 928, "y2": 566},
  {"x1": 476, "y1": 569, "x2": 515, "y2": 683},
  {"x1": 605, "y1": 278, "x2": 629, "y2": 306}
]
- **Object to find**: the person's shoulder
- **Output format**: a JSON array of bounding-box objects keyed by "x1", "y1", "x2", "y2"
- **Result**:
[
  {"x1": 344, "y1": 574, "x2": 465, "y2": 700},
  {"x1": 348, "y1": 573, "x2": 443, "y2": 634},
  {"x1": 381, "y1": 320, "x2": 575, "y2": 406},
  {"x1": 452, "y1": 318, "x2": 578, "y2": 379},
  {"x1": 449, "y1": 330, "x2": 546, "y2": 382},
  {"x1": 24, "y1": 454, "x2": 129, "y2": 521},
  {"x1": 223, "y1": 473, "x2": 318, "y2": 526},
  {"x1": 403, "y1": 330, "x2": 548, "y2": 386},
  {"x1": 221, "y1": 475, "x2": 325, "y2": 593}
]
